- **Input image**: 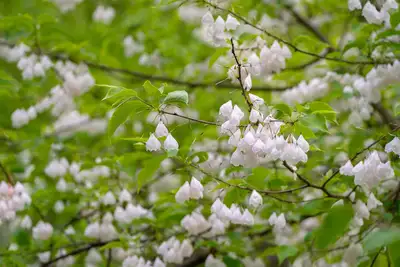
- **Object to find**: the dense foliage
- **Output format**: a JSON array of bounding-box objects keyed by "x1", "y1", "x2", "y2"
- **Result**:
[{"x1": 1, "y1": 0, "x2": 400, "y2": 266}]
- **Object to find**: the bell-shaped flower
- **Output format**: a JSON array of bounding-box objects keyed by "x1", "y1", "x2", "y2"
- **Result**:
[
  {"x1": 243, "y1": 74, "x2": 252, "y2": 91},
  {"x1": 202, "y1": 12, "x2": 214, "y2": 25},
  {"x1": 348, "y1": 0, "x2": 362, "y2": 11},
  {"x1": 102, "y1": 191, "x2": 116, "y2": 206},
  {"x1": 189, "y1": 177, "x2": 204, "y2": 199},
  {"x1": 249, "y1": 109, "x2": 262, "y2": 123},
  {"x1": 340, "y1": 160, "x2": 354, "y2": 176},
  {"x1": 249, "y1": 190, "x2": 263, "y2": 208},
  {"x1": 155, "y1": 121, "x2": 169, "y2": 138},
  {"x1": 175, "y1": 181, "x2": 191, "y2": 203},
  {"x1": 146, "y1": 134, "x2": 161, "y2": 151},
  {"x1": 249, "y1": 93, "x2": 264, "y2": 107},
  {"x1": 225, "y1": 14, "x2": 240, "y2": 30},
  {"x1": 367, "y1": 193, "x2": 382, "y2": 210},
  {"x1": 219, "y1": 100, "x2": 233, "y2": 118},
  {"x1": 164, "y1": 134, "x2": 179, "y2": 151},
  {"x1": 385, "y1": 137, "x2": 400, "y2": 156},
  {"x1": 297, "y1": 135, "x2": 309, "y2": 153}
]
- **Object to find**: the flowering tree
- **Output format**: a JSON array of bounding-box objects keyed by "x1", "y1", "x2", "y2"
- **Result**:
[{"x1": 1, "y1": 0, "x2": 400, "y2": 266}]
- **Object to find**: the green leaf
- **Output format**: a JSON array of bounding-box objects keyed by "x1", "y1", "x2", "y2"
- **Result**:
[
  {"x1": 293, "y1": 35, "x2": 329, "y2": 52},
  {"x1": 294, "y1": 122, "x2": 316, "y2": 139},
  {"x1": 163, "y1": 90, "x2": 189, "y2": 106},
  {"x1": 390, "y1": 10, "x2": 400, "y2": 28},
  {"x1": 274, "y1": 103, "x2": 292, "y2": 115},
  {"x1": 309, "y1": 101, "x2": 337, "y2": 122},
  {"x1": 136, "y1": 155, "x2": 166, "y2": 192},
  {"x1": 209, "y1": 47, "x2": 229, "y2": 68},
  {"x1": 388, "y1": 240, "x2": 400, "y2": 266},
  {"x1": 224, "y1": 187, "x2": 247, "y2": 206},
  {"x1": 277, "y1": 246, "x2": 298, "y2": 264},
  {"x1": 363, "y1": 228, "x2": 400, "y2": 253},
  {"x1": 101, "y1": 86, "x2": 137, "y2": 101},
  {"x1": 100, "y1": 241, "x2": 123, "y2": 251},
  {"x1": 108, "y1": 100, "x2": 143, "y2": 136},
  {"x1": 143, "y1": 80, "x2": 159, "y2": 95},
  {"x1": 314, "y1": 203, "x2": 353, "y2": 249},
  {"x1": 223, "y1": 256, "x2": 243, "y2": 267}
]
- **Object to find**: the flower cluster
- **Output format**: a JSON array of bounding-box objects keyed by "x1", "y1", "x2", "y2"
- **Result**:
[
  {"x1": 268, "y1": 212, "x2": 287, "y2": 231},
  {"x1": 17, "y1": 54, "x2": 53, "y2": 80},
  {"x1": 123, "y1": 256, "x2": 166, "y2": 267},
  {"x1": 32, "y1": 221, "x2": 53, "y2": 240},
  {"x1": 51, "y1": 0, "x2": 83, "y2": 13},
  {"x1": 281, "y1": 78, "x2": 329, "y2": 105},
  {"x1": 123, "y1": 36, "x2": 144, "y2": 57},
  {"x1": 201, "y1": 12, "x2": 240, "y2": 46},
  {"x1": 175, "y1": 177, "x2": 204, "y2": 203},
  {"x1": 93, "y1": 5, "x2": 115, "y2": 24},
  {"x1": 157, "y1": 237, "x2": 194, "y2": 264},
  {"x1": 146, "y1": 121, "x2": 179, "y2": 152},
  {"x1": 361, "y1": 1, "x2": 398, "y2": 25},
  {"x1": 219, "y1": 99, "x2": 309, "y2": 167},
  {"x1": 211, "y1": 198, "x2": 254, "y2": 226},
  {"x1": 0, "y1": 182, "x2": 31, "y2": 223},
  {"x1": 340, "y1": 151, "x2": 394, "y2": 191},
  {"x1": 84, "y1": 213, "x2": 118, "y2": 242},
  {"x1": 0, "y1": 42, "x2": 30, "y2": 62}
]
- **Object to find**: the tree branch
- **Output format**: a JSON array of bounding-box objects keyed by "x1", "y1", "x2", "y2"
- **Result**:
[{"x1": 204, "y1": 1, "x2": 394, "y2": 65}]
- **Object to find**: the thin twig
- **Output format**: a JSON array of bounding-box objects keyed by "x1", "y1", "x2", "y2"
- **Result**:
[
  {"x1": 230, "y1": 38, "x2": 253, "y2": 112},
  {"x1": 0, "y1": 161, "x2": 14, "y2": 184}
]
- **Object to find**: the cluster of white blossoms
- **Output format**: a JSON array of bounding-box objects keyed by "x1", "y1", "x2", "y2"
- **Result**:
[
  {"x1": 51, "y1": 0, "x2": 83, "y2": 13},
  {"x1": 17, "y1": 54, "x2": 53, "y2": 80},
  {"x1": 340, "y1": 151, "x2": 394, "y2": 192},
  {"x1": 32, "y1": 221, "x2": 53, "y2": 240},
  {"x1": 10, "y1": 58, "x2": 95, "y2": 128},
  {"x1": 175, "y1": 177, "x2": 204, "y2": 202},
  {"x1": 281, "y1": 78, "x2": 329, "y2": 105},
  {"x1": 268, "y1": 212, "x2": 287, "y2": 231},
  {"x1": 157, "y1": 237, "x2": 194, "y2": 264},
  {"x1": 123, "y1": 36, "x2": 144, "y2": 57},
  {"x1": 0, "y1": 182, "x2": 31, "y2": 223},
  {"x1": 218, "y1": 99, "x2": 309, "y2": 167},
  {"x1": 93, "y1": 5, "x2": 116, "y2": 25},
  {"x1": 123, "y1": 256, "x2": 165, "y2": 267},
  {"x1": 205, "y1": 255, "x2": 226, "y2": 267},
  {"x1": 114, "y1": 190, "x2": 151, "y2": 223},
  {"x1": 245, "y1": 41, "x2": 292, "y2": 77},
  {"x1": 84, "y1": 212, "x2": 118, "y2": 241},
  {"x1": 201, "y1": 12, "x2": 240, "y2": 46},
  {"x1": 385, "y1": 137, "x2": 400, "y2": 156},
  {"x1": 146, "y1": 121, "x2": 179, "y2": 152},
  {"x1": 0, "y1": 42, "x2": 30, "y2": 62},
  {"x1": 348, "y1": 0, "x2": 399, "y2": 26},
  {"x1": 211, "y1": 198, "x2": 254, "y2": 226}
]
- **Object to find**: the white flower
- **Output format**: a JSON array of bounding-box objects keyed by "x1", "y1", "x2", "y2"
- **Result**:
[
  {"x1": 146, "y1": 134, "x2": 161, "y2": 152},
  {"x1": 175, "y1": 181, "x2": 191, "y2": 203},
  {"x1": 189, "y1": 177, "x2": 204, "y2": 199},
  {"x1": 296, "y1": 135, "x2": 309, "y2": 153},
  {"x1": 269, "y1": 212, "x2": 286, "y2": 230},
  {"x1": 249, "y1": 190, "x2": 263, "y2": 208},
  {"x1": 102, "y1": 191, "x2": 116, "y2": 205},
  {"x1": 45, "y1": 159, "x2": 68, "y2": 178},
  {"x1": 33, "y1": 221, "x2": 53, "y2": 240},
  {"x1": 54, "y1": 200, "x2": 65, "y2": 213},
  {"x1": 84, "y1": 222, "x2": 100, "y2": 238},
  {"x1": 56, "y1": 178, "x2": 68, "y2": 192},
  {"x1": 241, "y1": 209, "x2": 254, "y2": 225},
  {"x1": 225, "y1": 14, "x2": 240, "y2": 30},
  {"x1": 93, "y1": 5, "x2": 115, "y2": 25},
  {"x1": 244, "y1": 74, "x2": 252, "y2": 91},
  {"x1": 154, "y1": 257, "x2": 166, "y2": 267},
  {"x1": 164, "y1": 134, "x2": 179, "y2": 151},
  {"x1": 367, "y1": 193, "x2": 382, "y2": 210},
  {"x1": 348, "y1": 0, "x2": 362, "y2": 11},
  {"x1": 119, "y1": 189, "x2": 132, "y2": 203},
  {"x1": 11, "y1": 109, "x2": 30, "y2": 128},
  {"x1": 202, "y1": 11, "x2": 214, "y2": 25},
  {"x1": 155, "y1": 121, "x2": 169, "y2": 138},
  {"x1": 219, "y1": 100, "x2": 233, "y2": 118},
  {"x1": 340, "y1": 160, "x2": 354, "y2": 176},
  {"x1": 20, "y1": 215, "x2": 32, "y2": 229},
  {"x1": 38, "y1": 251, "x2": 51, "y2": 263},
  {"x1": 249, "y1": 94, "x2": 264, "y2": 107},
  {"x1": 343, "y1": 243, "x2": 363, "y2": 266},
  {"x1": 385, "y1": 137, "x2": 400, "y2": 156},
  {"x1": 362, "y1": 2, "x2": 385, "y2": 24},
  {"x1": 354, "y1": 200, "x2": 370, "y2": 219},
  {"x1": 249, "y1": 109, "x2": 262, "y2": 123},
  {"x1": 205, "y1": 255, "x2": 226, "y2": 267},
  {"x1": 180, "y1": 239, "x2": 194, "y2": 258}
]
